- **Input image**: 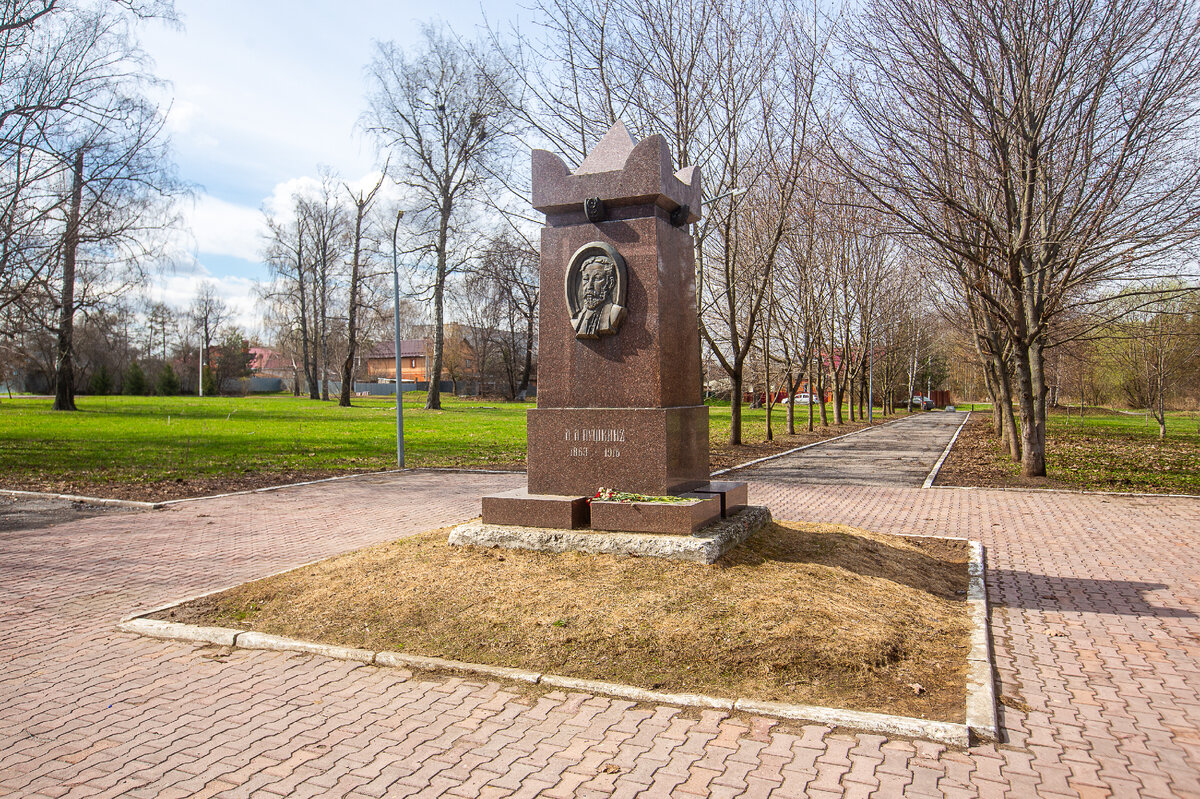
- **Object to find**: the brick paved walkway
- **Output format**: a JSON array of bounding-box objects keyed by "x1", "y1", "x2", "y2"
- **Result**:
[{"x1": 2, "y1": 469, "x2": 1198, "y2": 797}]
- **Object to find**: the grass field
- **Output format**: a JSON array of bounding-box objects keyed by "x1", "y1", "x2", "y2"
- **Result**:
[
  {"x1": 939, "y1": 406, "x2": 1200, "y2": 494},
  {"x1": 0, "y1": 393, "x2": 891, "y2": 500}
]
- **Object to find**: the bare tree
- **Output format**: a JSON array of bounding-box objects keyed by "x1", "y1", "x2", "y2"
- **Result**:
[
  {"x1": 475, "y1": 232, "x2": 539, "y2": 399},
  {"x1": 1113, "y1": 288, "x2": 1200, "y2": 438},
  {"x1": 189, "y1": 280, "x2": 227, "y2": 395},
  {"x1": 298, "y1": 172, "x2": 348, "y2": 402},
  {"x1": 364, "y1": 24, "x2": 515, "y2": 410},
  {"x1": 338, "y1": 174, "x2": 385, "y2": 407},
  {"x1": 263, "y1": 206, "x2": 317, "y2": 398},
  {"x1": 840, "y1": 0, "x2": 1200, "y2": 476}
]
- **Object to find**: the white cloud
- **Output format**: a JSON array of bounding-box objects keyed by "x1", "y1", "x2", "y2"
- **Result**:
[
  {"x1": 147, "y1": 269, "x2": 265, "y2": 337},
  {"x1": 189, "y1": 194, "x2": 266, "y2": 261}
]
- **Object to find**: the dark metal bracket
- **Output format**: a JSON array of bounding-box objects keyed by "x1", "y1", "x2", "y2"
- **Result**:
[{"x1": 584, "y1": 197, "x2": 607, "y2": 223}]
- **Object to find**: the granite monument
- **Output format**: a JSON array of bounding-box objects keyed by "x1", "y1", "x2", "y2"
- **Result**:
[{"x1": 470, "y1": 121, "x2": 757, "y2": 546}]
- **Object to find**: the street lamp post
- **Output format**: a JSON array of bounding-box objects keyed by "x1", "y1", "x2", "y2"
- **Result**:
[{"x1": 391, "y1": 209, "x2": 405, "y2": 469}]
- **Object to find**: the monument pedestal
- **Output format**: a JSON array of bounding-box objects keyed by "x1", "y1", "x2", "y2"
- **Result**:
[{"x1": 526, "y1": 406, "x2": 709, "y2": 497}]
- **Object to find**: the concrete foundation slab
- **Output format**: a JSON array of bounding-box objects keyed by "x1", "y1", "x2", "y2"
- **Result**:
[{"x1": 448, "y1": 505, "x2": 771, "y2": 564}]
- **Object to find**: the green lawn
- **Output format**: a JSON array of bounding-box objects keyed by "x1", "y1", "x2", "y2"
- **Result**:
[
  {"x1": 1045, "y1": 408, "x2": 1200, "y2": 493},
  {"x1": 0, "y1": 393, "x2": 532, "y2": 484}
]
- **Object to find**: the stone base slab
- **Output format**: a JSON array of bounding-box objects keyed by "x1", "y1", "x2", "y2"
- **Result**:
[
  {"x1": 482, "y1": 488, "x2": 590, "y2": 529},
  {"x1": 449, "y1": 505, "x2": 771, "y2": 564},
  {"x1": 590, "y1": 493, "x2": 720, "y2": 535}
]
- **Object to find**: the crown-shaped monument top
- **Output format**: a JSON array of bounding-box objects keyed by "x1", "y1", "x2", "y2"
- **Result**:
[
  {"x1": 574, "y1": 120, "x2": 638, "y2": 174},
  {"x1": 532, "y1": 121, "x2": 702, "y2": 224}
]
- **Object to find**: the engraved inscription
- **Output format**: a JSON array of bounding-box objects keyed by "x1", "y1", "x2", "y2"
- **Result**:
[{"x1": 564, "y1": 428, "x2": 625, "y2": 458}]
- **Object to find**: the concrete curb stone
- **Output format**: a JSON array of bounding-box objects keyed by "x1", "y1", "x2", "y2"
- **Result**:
[
  {"x1": 237, "y1": 631, "x2": 374, "y2": 663},
  {"x1": 375, "y1": 651, "x2": 541, "y2": 683},
  {"x1": 538, "y1": 674, "x2": 735, "y2": 710},
  {"x1": 116, "y1": 617, "x2": 238, "y2": 646},
  {"x1": 732, "y1": 698, "x2": 968, "y2": 747}
]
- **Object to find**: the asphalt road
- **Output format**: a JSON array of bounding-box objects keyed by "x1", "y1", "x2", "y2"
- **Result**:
[{"x1": 739, "y1": 411, "x2": 968, "y2": 487}]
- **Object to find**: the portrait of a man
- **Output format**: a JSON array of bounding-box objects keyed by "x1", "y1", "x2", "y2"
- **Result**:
[{"x1": 566, "y1": 243, "x2": 627, "y2": 340}]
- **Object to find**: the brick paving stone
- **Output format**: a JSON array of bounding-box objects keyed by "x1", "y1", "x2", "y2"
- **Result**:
[{"x1": 2, "y1": 469, "x2": 1199, "y2": 797}]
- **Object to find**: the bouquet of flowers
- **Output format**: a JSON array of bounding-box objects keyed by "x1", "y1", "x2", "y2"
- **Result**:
[{"x1": 590, "y1": 487, "x2": 691, "y2": 504}]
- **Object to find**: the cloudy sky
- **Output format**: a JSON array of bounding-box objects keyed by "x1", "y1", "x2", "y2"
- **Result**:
[{"x1": 138, "y1": 0, "x2": 524, "y2": 332}]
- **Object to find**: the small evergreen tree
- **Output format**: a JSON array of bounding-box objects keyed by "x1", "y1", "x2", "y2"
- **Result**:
[
  {"x1": 124, "y1": 362, "x2": 148, "y2": 395},
  {"x1": 87, "y1": 365, "x2": 113, "y2": 395},
  {"x1": 202, "y1": 367, "x2": 218, "y2": 397},
  {"x1": 156, "y1": 364, "x2": 181, "y2": 396}
]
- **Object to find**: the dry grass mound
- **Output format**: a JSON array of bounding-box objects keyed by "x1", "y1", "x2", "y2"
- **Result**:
[{"x1": 157, "y1": 520, "x2": 969, "y2": 721}]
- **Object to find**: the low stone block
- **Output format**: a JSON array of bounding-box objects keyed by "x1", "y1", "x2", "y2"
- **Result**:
[
  {"x1": 691, "y1": 481, "x2": 749, "y2": 518},
  {"x1": 589, "y1": 493, "x2": 720, "y2": 535},
  {"x1": 481, "y1": 488, "x2": 590, "y2": 529}
]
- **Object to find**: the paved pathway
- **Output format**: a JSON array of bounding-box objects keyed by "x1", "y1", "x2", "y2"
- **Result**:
[
  {"x1": 738, "y1": 412, "x2": 967, "y2": 487},
  {"x1": 2, "y1": 469, "x2": 1199, "y2": 797}
]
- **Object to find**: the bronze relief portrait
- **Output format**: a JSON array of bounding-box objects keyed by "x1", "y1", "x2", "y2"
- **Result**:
[{"x1": 565, "y1": 241, "x2": 627, "y2": 340}]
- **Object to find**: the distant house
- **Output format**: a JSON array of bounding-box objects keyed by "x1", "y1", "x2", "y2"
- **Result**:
[
  {"x1": 365, "y1": 335, "x2": 476, "y2": 387},
  {"x1": 248, "y1": 347, "x2": 292, "y2": 379},
  {"x1": 366, "y1": 339, "x2": 429, "y2": 382}
]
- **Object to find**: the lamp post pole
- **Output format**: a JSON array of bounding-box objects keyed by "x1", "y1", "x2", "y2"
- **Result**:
[{"x1": 392, "y1": 209, "x2": 405, "y2": 468}]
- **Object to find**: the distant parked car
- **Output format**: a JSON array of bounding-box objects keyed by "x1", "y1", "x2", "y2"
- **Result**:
[
  {"x1": 785, "y1": 393, "x2": 817, "y2": 405},
  {"x1": 910, "y1": 395, "x2": 934, "y2": 411}
]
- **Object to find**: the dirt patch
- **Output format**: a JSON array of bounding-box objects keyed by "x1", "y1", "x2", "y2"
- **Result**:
[
  {"x1": 0, "y1": 494, "x2": 136, "y2": 532},
  {"x1": 0, "y1": 469, "x2": 395, "y2": 503},
  {"x1": 153, "y1": 520, "x2": 970, "y2": 722}
]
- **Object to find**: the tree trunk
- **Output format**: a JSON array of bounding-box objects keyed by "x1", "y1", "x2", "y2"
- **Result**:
[
  {"x1": 53, "y1": 149, "x2": 84, "y2": 412},
  {"x1": 425, "y1": 209, "x2": 450, "y2": 410},
  {"x1": 992, "y1": 351, "x2": 1021, "y2": 461},
  {"x1": 518, "y1": 308, "x2": 534, "y2": 395},
  {"x1": 817, "y1": 366, "x2": 828, "y2": 426},
  {"x1": 339, "y1": 206, "x2": 366, "y2": 407},
  {"x1": 1157, "y1": 388, "x2": 1166, "y2": 439},
  {"x1": 832, "y1": 368, "x2": 844, "y2": 425},
  {"x1": 786, "y1": 368, "x2": 795, "y2": 435},
  {"x1": 1012, "y1": 341, "x2": 1046, "y2": 477},
  {"x1": 319, "y1": 284, "x2": 329, "y2": 402},
  {"x1": 982, "y1": 360, "x2": 1002, "y2": 435},
  {"x1": 847, "y1": 369, "x2": 855, "y2": 422},
  {"x1": 729, "y1": 367, "x2": 744, "y2": 445}
]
